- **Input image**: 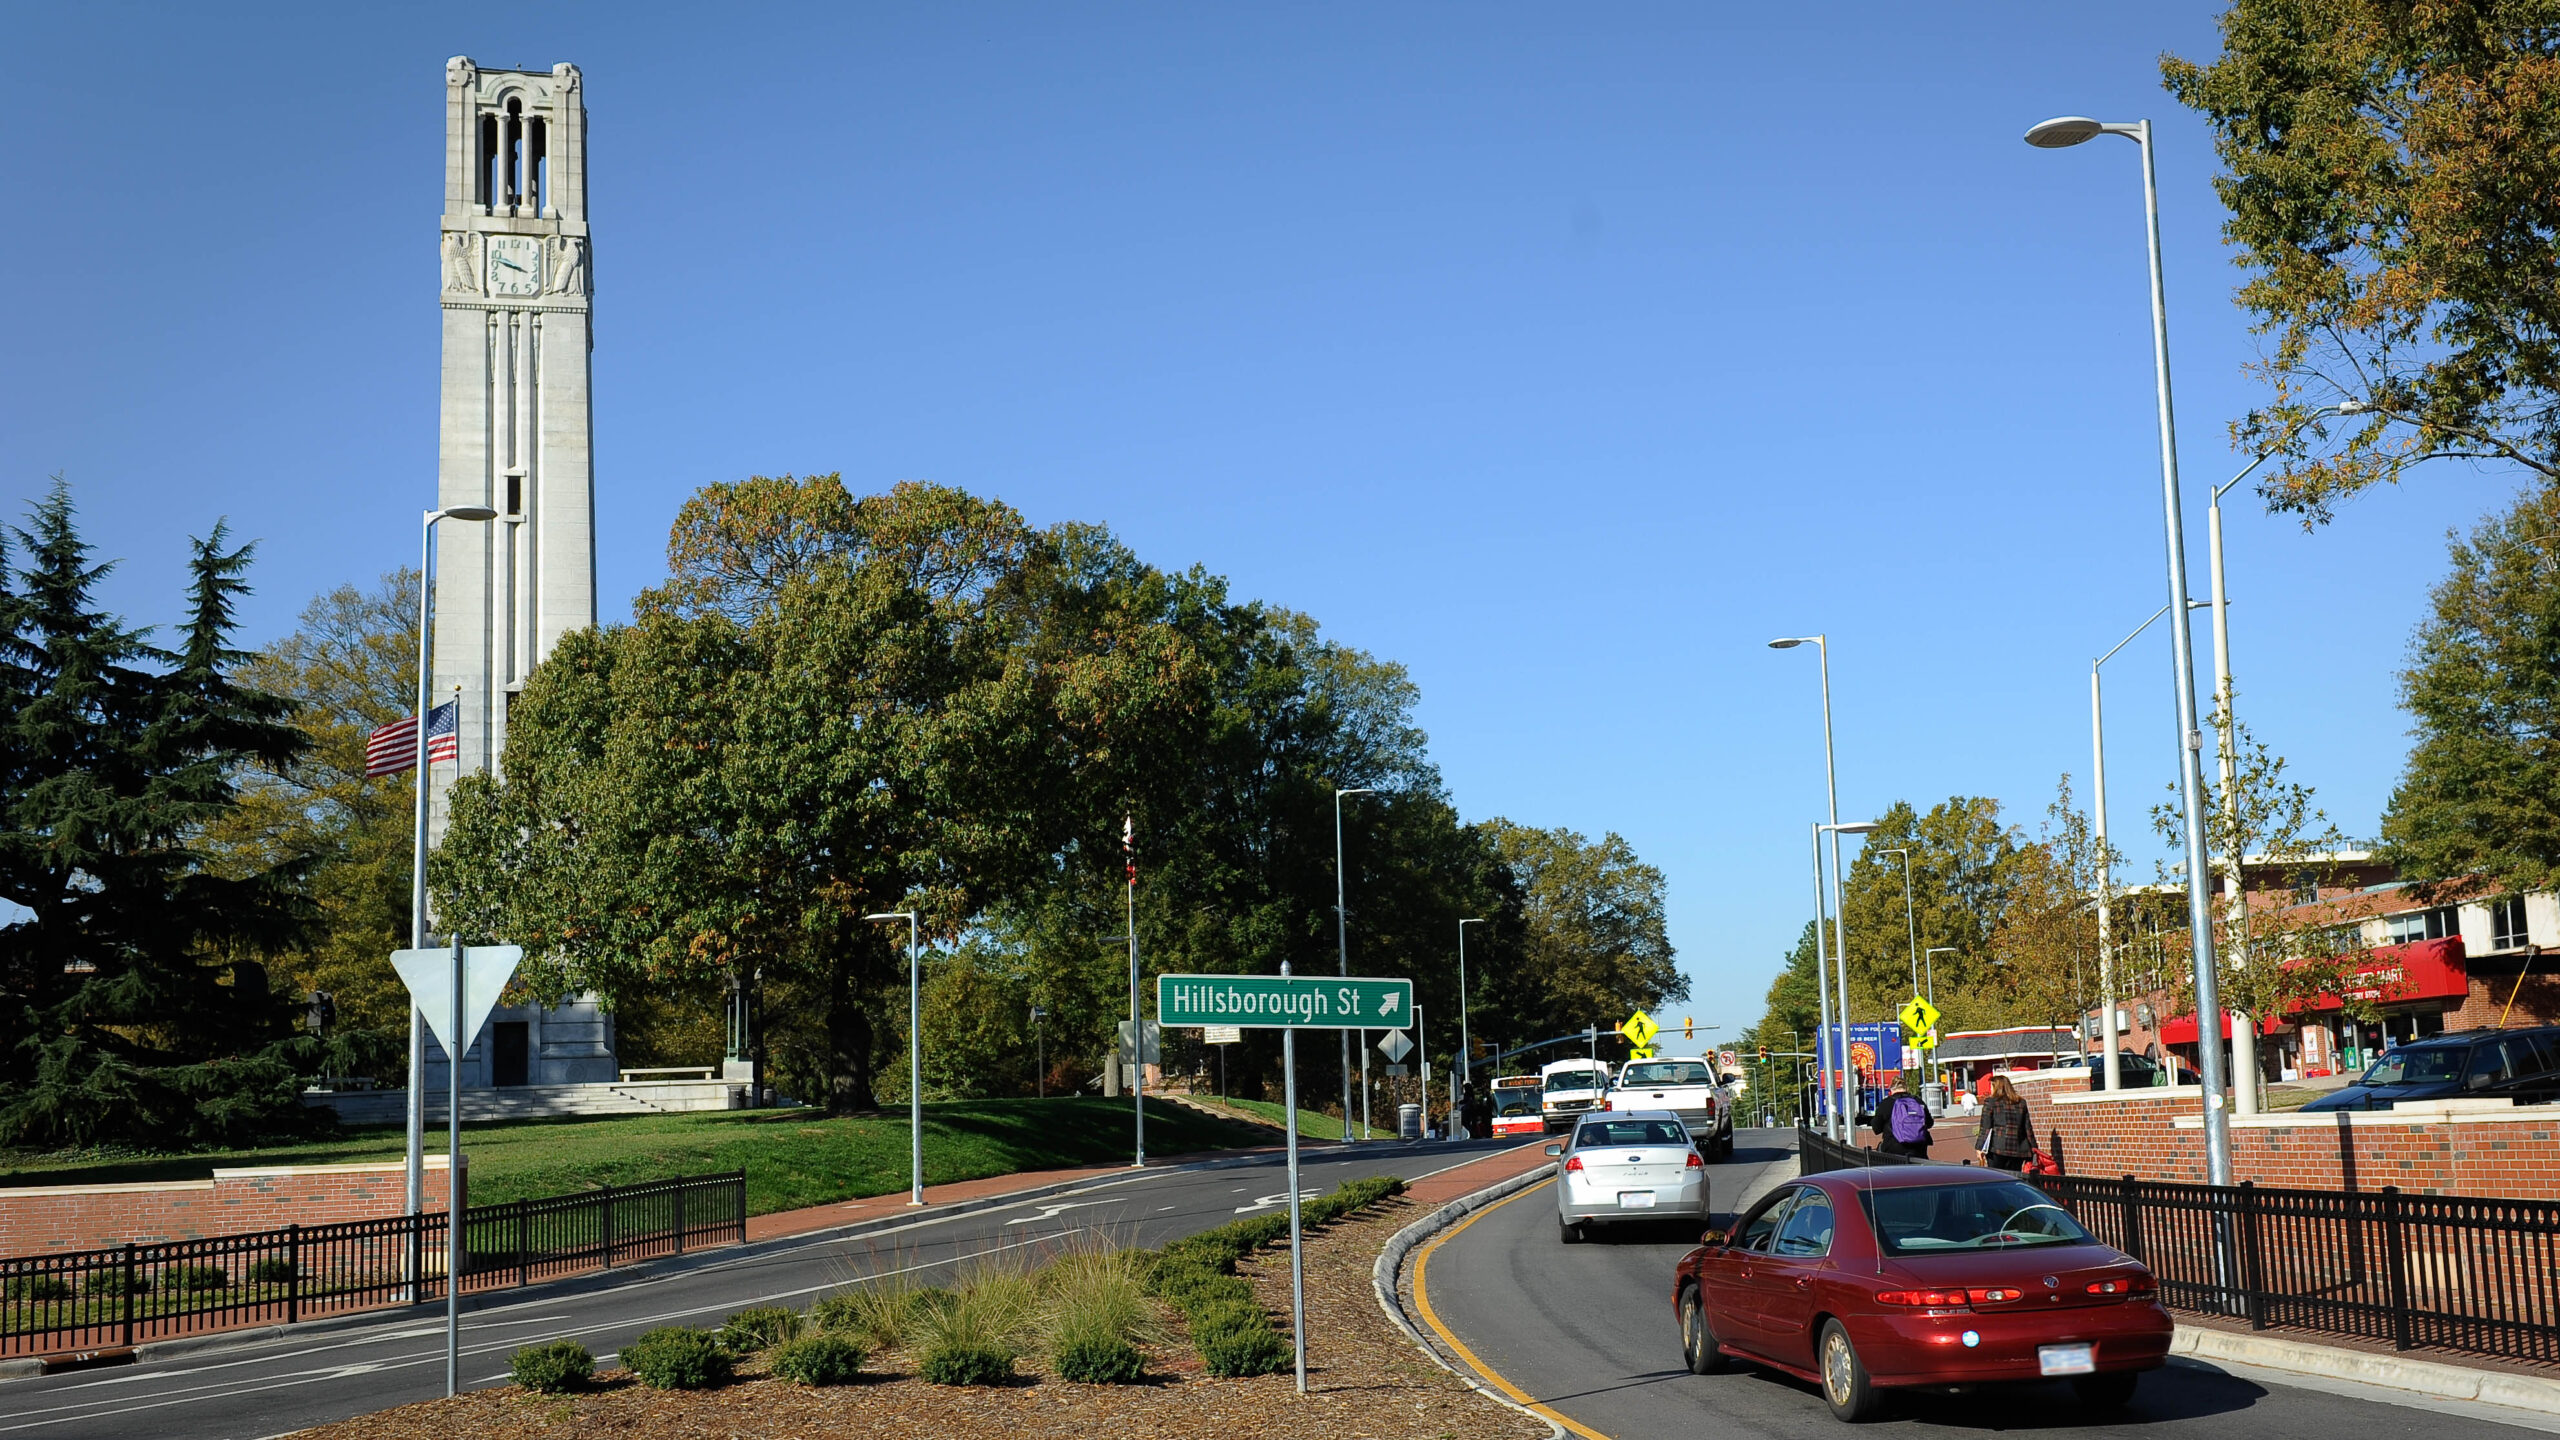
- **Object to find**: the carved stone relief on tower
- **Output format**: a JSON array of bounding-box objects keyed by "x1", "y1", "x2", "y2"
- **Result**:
[
  {"x1": 544, "y1": 235, "x2": 588, "y2": 296},
  {"x1": 442, "y1": 231, "x2": 479, "y2": 294}
]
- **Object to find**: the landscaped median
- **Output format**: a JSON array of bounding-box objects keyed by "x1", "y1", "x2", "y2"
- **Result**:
[{"x1": 288, "y1": 1175, "x2": 1546, "y2": 1440}]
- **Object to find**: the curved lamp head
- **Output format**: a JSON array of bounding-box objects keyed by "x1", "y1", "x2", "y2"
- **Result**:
[
  {"x1": 1767, "y1": 636, "x2": 1817, "y2": 650},
  {"x1": 2024, "y1": 116, "x2": 2108, "y2": 148},
  {"x1": 1823, "y1": 820, "x2": 1882, "y2": 836},
  {"x1": 439, "y1": 506, "x2": 499, "y2": 522}
]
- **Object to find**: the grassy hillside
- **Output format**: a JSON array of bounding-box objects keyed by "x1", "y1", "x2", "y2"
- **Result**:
[{"x1": 0, "y1": 1097, "x2": 1272, "y2": 1218}]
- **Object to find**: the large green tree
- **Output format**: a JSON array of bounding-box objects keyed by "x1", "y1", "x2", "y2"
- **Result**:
[
  {"x1": 0, "y1": 487, "x2": 318, "y2": 1147},
  {"x1": 2382, "y1": 481, "x2": 2560, "y2": 890},
  {"x1": 2166, "y1": 2, "x2": 2560, "y2": 521}
]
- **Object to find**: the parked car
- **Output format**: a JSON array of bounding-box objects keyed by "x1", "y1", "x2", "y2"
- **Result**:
[
  {"x1": 1670, "y1": 1166, "x2": 2171, "y2": 1421},
  {"x1": 1610, "y1": 1056, "x2": 1736, "y2": 1159},
  {"x1": 2300, "y1": 1026, "x2": 2560, "y2": 1112},
  {"x1": 1547, "y1": 1110, "x2": 1707, "y2": 1241}
]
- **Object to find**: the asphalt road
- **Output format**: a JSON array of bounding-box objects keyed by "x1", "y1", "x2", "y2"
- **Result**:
[
  {"x1": 0, "y1": 1137, "x2": 1520, "y2": 1440},
  {"x1": 1421, "y1": 1126, "x2": 2552, "y2": 1440}
]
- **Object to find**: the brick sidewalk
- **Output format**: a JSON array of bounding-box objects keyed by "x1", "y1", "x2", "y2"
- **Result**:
[
  {"x1": 742, "y1": 1148, "x2": 1265, "y2": 1242},
  {"x1": 1402, "y1": 1141, "x2": 1552, "y2": 1205}
]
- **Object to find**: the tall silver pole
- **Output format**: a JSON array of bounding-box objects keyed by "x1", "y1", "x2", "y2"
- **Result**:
[
  {"x1": 2134, "y1": 119, "x2": 2234, "y2": 1184},
  {"x1": 1280, "y1": 961, "x2": 1307, "y2": 1393},
  {"x1": 1825, "y1": 823, "x2": 1856, "y2": 1128},
  {"x1": 1333, "y1": 788, "x2": 1372, "y2": 1140},
  {"x1": 1809, "y1": 824, "x2": 1838, "y2": 1139},
  {"x1": 2207, "y1": 495, "x2": 2258, "y2": 1114},
  {"x1": 909, "y1": 914, "x2": 924, "y2": 1204},
  {"x1": 407, "y1": 513, "x2": 433, "y2": 1223},
  {"x1": 444, "y1": 933, "x2": 462, "y2": 1397},
  {"x1": 1128, "y1": 856, "x2": 1145, "y2": 1167},
  {"x1": 2092, "y1": 664, "x2": 2122, "y2": 1094}
]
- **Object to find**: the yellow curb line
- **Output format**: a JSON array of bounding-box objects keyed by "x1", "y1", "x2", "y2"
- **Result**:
[{"x1": 1411, "y1": 1175, "x2": 1612, "y2": 1440}]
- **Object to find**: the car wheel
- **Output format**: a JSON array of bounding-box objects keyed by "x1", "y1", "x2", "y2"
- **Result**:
[
  {"x1": 1678, "y1": 1284, "x2": 1729, "y2": 1374},
  {"x1": 2072, "y1": 1372, "x2": 2138, "y2": 1410},
  {"x1": 1559, "y1": 1216, "x2": 1584, "y2": 1244},
  {"x1": 1819, "y1": 1319, "x2": 1883, "y2": 1422}
]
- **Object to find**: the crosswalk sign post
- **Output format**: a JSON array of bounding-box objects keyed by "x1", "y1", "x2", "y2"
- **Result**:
[{"x1": 1897, "y1": 995, "x2": 1941, "y2": 1045}]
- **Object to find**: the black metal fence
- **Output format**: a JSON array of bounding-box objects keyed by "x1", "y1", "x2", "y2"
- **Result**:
[
  {"x1": 1796, "y1": 1126, "x2": 2560, "y2": 1365},
  {"x1": 0, "y1": 1170, "x2": 746, "y2": 1358}
]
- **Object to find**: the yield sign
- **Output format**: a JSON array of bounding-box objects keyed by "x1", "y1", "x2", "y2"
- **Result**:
[
  {"x1": 1377, "y1": 1028, "x2": 1414, "y2": 1064},
  {"x1": 1898, "y1": 995, "x2": 1942, "y2": 1040},
  {"x1": 1620, "y1": 1010, "x2": 1659, "y2": 1049},
  {"x1": 391, "y1": 945, "x2": 524, "y2": 1060}
]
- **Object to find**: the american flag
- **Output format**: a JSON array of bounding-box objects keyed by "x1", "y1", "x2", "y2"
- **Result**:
[
  {"x1": 364, "y1": 700, "x2": 459, "y2": 777},
  {"x1": 1124, "y1": 815, "x2": 1135, "y2": 883}
]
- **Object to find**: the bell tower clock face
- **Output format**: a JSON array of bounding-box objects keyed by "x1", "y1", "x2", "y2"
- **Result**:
[{"x1": 485, "y1": 235, "x2": 542, "y2": 297}]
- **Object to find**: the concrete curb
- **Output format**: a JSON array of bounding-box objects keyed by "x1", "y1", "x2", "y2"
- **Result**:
[
  {"x1": 2171, "y1": 1324, "x2": 2560, "y2": 1413},
  {"x1": 1372, "y1": 1163, "x2": 1562, "y2": 1440},
  {"x1": 1, "y1": 1138, "x2": 1480, "y2": 1382}
]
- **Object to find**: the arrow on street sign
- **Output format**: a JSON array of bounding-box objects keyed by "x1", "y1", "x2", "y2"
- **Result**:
[
  {"x1": 1377, "y1": 1028, "x2": 1413, "y2": 1064},
  {"x1": 1620, "y1": 1010, "x2": 1659, "y2": 1049},
  {"x1": 391, "y1": 945, "x2": 523, "y2": 1060},
  {"x1": 1628, "y1": 1046, "x2": 1655, "y2": 1061}
]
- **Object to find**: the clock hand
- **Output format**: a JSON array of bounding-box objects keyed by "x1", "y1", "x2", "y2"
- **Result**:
[{"x1": 495, "y1": 256, "x2": 526, "y2": 272}]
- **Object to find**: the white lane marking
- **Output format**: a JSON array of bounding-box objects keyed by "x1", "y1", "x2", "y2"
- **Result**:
[
  {"x1": 1003, "y1": 1200, "x2": 1112, "y2": 1226},
  {"x1": 1234, "y1": 1189, "x2": 1319, "y2": 1214}
]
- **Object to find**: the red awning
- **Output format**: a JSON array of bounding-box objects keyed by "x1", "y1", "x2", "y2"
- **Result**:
[{"x1": 2157, "y1": 937, "x2": 2468, "y2": 1046}]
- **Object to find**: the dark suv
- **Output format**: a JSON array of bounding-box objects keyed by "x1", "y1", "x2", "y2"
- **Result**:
[{"x1": 2300, "y1": 1027, "x2": 2560, "y2": 1112}]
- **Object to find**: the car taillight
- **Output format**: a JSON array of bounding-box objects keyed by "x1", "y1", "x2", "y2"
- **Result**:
[
  {"x1": 2091, "y1": 1271, "x2": 2156, "y2": 1296},
  {"x1": 1600, "y1": 1099, "x2": 1613, "y2": 1111},
  {"x1": 1564, "y1": 1155, "x2": 1584, "y2": 1173},
  {"x1": 1685, "y1": 1151, "x2": 1704, "y2": 1169},
  {"x1": 1971, "y1": 1288, "x2": 2022, "y2": 1303},
  {"x1": 1873, "y1": 1288, "x2": 1972, "y2": 1309}
]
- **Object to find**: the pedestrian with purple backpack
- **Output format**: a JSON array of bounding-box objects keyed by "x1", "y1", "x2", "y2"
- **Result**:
[{"x1": 1871, "y1": 1072, "x2": 1934, "y2": 1158}]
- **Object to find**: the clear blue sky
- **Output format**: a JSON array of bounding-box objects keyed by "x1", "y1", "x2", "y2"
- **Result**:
[{"x1": 0, "y1": 4, "x2": 2514, "y2": 1031}]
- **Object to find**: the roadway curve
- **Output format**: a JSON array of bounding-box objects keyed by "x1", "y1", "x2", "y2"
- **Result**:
[
  {"x1": 0, "y1": 1138, "x2": 1521, "y2": 1440},
  {"x1": 1416, "y1": 1127, "x2": 2551, "y2": 1440}
]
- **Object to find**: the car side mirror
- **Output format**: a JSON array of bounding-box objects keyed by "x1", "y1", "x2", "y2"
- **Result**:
[
  {"x1": 1543, "y1": 1143, "x2": 1565, "y2": 1157},
  {"x1": 2468, "y1": 1072, "x2": 2493, "y2": 1090},
  {"x1": 1697, "y1": 1227, "x2": 1727, "y2": 1248}
]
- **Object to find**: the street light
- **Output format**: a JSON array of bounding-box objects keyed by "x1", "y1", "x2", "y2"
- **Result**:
[
  {"x1": 1924, "y1": 947, "x2": 1957, "y2": 1085},
  {"x1": 2091, "y1": 602, "x2": 2169, "y2": 1097},
  {"x1": 1456, "y1": 917, "x2": 1488, "y2": 1112},
  {"x1": 1819, "y1": 819, "x2": 1881, "y2": 1130},
  {"x1": 866, "y1": 911, "x2": 924, "y2": 1206},
  {"x1": 2202, "y1": 400, "x2": 2368, "y2": 1115},
  {"x1": 1771, "y1": 636, "x2": 1851, "y2": 1137},
  {"x1": 1805, "y1": 825, "x2": 1840, "y2": 1140},
  {"x1": 1030, "y1": 1006, "x2": 1046, "y2": 1100},
  {"x1": 1333, "y1": 785, "x2": 1378, "y2": 1141},
  {"x1": 2025, "y1": 113, "x2": 2236, "y2": 1186},
  {"x1": 403, "y1": 504, "x2": 496, "y2": 1222}
]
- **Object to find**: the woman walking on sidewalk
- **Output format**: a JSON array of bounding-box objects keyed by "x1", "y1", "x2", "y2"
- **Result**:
[{"x1": 1976, "y1": 1074, "x2": 2034, "y2": 1172}]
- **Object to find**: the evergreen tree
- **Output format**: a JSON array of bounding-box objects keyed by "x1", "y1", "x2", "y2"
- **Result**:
[{"x1": 0, "y1": 485, "x2": 316, "y2": 1148}]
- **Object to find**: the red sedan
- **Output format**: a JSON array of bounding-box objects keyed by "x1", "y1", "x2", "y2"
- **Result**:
[{"x1": 1669, "y1": 1164, "x2": 2171, "y2": 1421}]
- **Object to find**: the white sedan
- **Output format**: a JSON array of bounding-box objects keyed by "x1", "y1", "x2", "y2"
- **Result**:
[{"x1": 1548, "y1": 1109, "x2": 1707, "y2": 1242}]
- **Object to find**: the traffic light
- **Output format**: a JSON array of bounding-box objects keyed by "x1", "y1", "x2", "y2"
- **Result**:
[
  {"x1": 1759, "y1": 1046, "x2": 1769, "y2": 1063},
  {"x1": 1683, "y1": 1016, "x2": 1694, "y2": 1040}
]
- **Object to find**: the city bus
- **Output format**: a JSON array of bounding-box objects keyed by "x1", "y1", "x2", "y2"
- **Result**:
[{"x1": 1489, "y1": 1074, "x2": 1545, "y2": 1138}]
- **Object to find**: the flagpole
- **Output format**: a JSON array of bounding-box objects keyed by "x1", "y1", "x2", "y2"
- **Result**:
[
  {"x1": 1126, "y1": 816, "x2": 1143, "y2": 1169},
  {"x1": 407, "y1": 515, "x2": 434, "y2": 1224}
]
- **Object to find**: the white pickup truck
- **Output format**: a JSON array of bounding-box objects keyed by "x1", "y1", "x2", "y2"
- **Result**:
[{"x1": 1608, "y1": 1056, "x2": 1735, "y2": 1159}]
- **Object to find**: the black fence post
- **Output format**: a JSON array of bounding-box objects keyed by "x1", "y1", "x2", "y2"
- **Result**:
[
  {"x1": 734, "y1": 1172, "x2": 747, "y2": 1245},
  {"x1": 2381, "y1": 1186, "x2": 2413, "y2": 1352},
  {"x1": 2119, "y1": 1176, "x2": 2145, "y2": 1264},
  {"x1": 407, "y1": 1211, "x2": 422, "y2": 1307},
  {"x1": 674, "y1": 1183, "x2": 688, "y2": 1257},
  {"x1": 2237, "y1": 1181, "x2": 2267, "y2": 1330},
  {"x1": 601, "y1": 1185, "x2": 616, "y2": 1269},
  {"x1": 286, "y1": 1225, "x2": 301, "y2": 1327},
  {"x1": 518, "y1": 1204, "x2": 531, "y2": 1289},
  {"x1": 119, "y1": 1245, "x2": 135, "y2": 1348}
]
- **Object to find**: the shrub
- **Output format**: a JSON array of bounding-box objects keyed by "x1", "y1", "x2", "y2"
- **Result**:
[
  {"x1": 814, "y1": 1277, "x2": 948, "y2": 1350},
  {"x1": 622, "y1": 1326, "x2": 731, "y2": 1390},
  {"x1": 1051, "y1": 1329, "x2": 1146, "y2": 1384},
  {"x1": 717, "y1": 1305, "x2": 801, "y2": 1353},
  {"x1": 245, "y1": 1258, "x2": 297, "y2": 1286},
  {"x1": 170, "y1": 1265, "x2": 228, "y2": 1292},
  {"x1": 1197, "y1": 1319, "x2": 1290, "y2": 1377},
  {"x1": 509, "y1": 1340, "x2": 594, "y2": 1393},
  {"x1": 769, "y1": 1332, "x2": 865, "y2": 1386},
  {"x1": 2, "y1": 1275, "x2": 71, "y2": 1301},
  {"x1": 919, "y1": 1340, "x2": 1015, "y2": 1386},
  {"x1": 1041, "y1": 1242, "x2": 1158, "y2": 1348}
]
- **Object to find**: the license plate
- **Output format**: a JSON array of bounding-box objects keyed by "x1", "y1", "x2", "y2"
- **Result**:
[
  {"x1": 2038, "y1": 1343, "x2": 2095, "y2": 1376},
  {"x1": 1617, "y1": 1190, "x2": 1656, "y2": 1208}
]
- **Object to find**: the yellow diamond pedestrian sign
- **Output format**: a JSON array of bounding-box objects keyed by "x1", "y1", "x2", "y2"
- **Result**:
[
  {"x1": 1620, "y1": 1010, "x2": 1659, "y2": 1049},
  {"x1": 1898, "y1": 996, "x2": 1941, "y2": 1043}
]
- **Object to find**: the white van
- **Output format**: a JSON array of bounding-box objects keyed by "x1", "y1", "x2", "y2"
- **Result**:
[{"x1": 1539, "y1": 1058, "x2": 1614, "y2": 1133}]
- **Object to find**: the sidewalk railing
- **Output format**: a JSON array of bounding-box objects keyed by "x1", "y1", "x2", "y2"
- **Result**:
[
  {"x1": 0, "y1": 1170, "x2": 746, "y2": 1358},
  {"x1": 1795, "y1": 1125, "x2": 2560, "y2": 1366}
]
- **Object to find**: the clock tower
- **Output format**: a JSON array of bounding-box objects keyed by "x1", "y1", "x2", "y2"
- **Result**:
[{"x1": 433, "y1": 57, "x2": 595, "y2": 819}]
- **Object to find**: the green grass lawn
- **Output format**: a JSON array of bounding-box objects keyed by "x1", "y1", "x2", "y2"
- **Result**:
[
  {"x1": 0, "y1": 1098, "x2": 1272, "y2": 1219},
  {"x1": 1205, "y1": 1095, "x2": 1389, "y2": 1140}
]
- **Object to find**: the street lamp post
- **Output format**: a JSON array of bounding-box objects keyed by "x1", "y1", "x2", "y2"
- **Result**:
[
  {"x1": 1807, "y1": 824, "x2": 1841, "y2": 1139},
  {"x1": 2093, "y1": 602, "x2": 2171, "y2": 1098},
  {"x1": 403, "y1": 505, "x2": 495, "y2": 1222},
  {"x1": 1924, "y1": 947, "x2": 1957, "y2": 1085},
  {"x1": 1770, "y1": 637, "x2": 1851, "y2": 1133},
  {"x1": 1456, "y1": 917, "x2": 1487, "y2": 1115},
  {"x1": 1030, "y1": 1006, "x2": 1046, "y2": 1100},
  {"x1": 2025, "y1": 113, "x2": 2234, "y2": 1186},
  {"x1": 865, "y1": 911, "x2": 924, "y2": 1205},
  {"x1": 1333, "y1": 785, "x2": 1377, "y2": 1141},
  {"x1": 2203, "y1": 401, "x2": 2365, "y2": 1115},
  {"x1": 1820, "y1": 819, "x2": 1882, "y2": 1127}
]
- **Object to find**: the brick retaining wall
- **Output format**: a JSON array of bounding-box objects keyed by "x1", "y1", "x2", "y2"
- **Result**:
[
  {"x1": 0, "y1": 1155, "x2": 464, "y2": 1255},
  {"x1": 2038, "y1": 1089, "x2": 2560, "y2": 1198}
]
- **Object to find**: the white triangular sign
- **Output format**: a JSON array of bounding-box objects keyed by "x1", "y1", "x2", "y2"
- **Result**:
[{"x1": 391, "y1": 945, "x2": 524, "y2": 1059}]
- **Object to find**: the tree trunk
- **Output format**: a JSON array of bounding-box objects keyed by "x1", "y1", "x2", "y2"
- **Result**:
[{"x1": 827, "y1": 956, "x2": 876, "y2": 1112}]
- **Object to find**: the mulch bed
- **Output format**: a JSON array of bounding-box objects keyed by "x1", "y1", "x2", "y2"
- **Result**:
[{"x1": 288, "y1": 1194, "x2": 1543, "y2": 1440}]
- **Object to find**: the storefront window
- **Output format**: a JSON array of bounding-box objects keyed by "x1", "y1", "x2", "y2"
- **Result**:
[{"x1": 2493, "y1": 896, "x2": 2529, "y2": 951}]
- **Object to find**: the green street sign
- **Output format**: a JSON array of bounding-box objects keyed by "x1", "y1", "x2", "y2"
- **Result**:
[{"x1": 1157, "y1": 974, "x2": 1413, "y2": 1030}]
